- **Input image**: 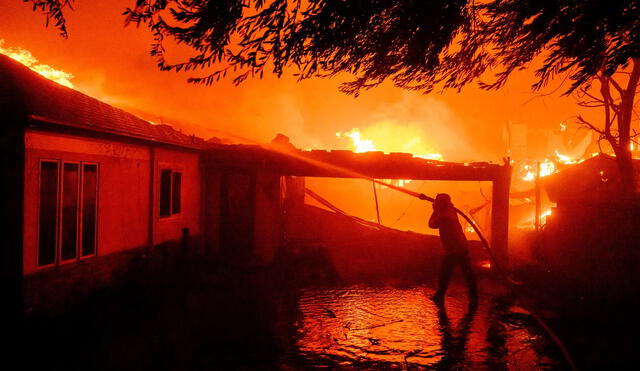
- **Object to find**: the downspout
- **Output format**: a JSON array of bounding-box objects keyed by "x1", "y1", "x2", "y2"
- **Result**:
[{"x1": 148, "y1": 146, "x2": 156, "y2": 248}]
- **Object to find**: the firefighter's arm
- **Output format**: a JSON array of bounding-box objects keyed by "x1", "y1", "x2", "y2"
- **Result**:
[{"x1": 428, "y1": 210, "x2": 441, "y2": 229}]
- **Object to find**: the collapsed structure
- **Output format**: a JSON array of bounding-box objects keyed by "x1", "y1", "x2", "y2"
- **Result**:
[
  {"x1": 539, "y1": 155, "x2": 640, "y2": 290},
  {"x1": 0, "y1": 54, "x2": 511, "y2": 316}
]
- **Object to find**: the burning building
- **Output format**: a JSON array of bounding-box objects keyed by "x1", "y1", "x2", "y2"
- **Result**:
[
  {"x1": 1, "y1": 53, "x2": 512, "y2": 317},
  {"x1": 0, "y1": 54, "x2": 208, "y2": 315},
  {"x1": 537, "y1": 154, "x2": 640, "y2": 294}
]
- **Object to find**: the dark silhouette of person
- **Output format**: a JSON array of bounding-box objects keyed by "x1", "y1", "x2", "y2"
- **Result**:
[{"x1": 428, "y1": 193, "x2": 478, "y2": 304}]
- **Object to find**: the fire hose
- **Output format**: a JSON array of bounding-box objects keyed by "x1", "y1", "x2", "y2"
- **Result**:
[
  {"x1": 265, "y1": 144, "x2": 576, "y2": 369},
  {"x1": 365, "y1": 178, "x2": 576, "y2": 371},
  {"x1": 366, "y1": 179, "x2": 514, "y2": 282}
]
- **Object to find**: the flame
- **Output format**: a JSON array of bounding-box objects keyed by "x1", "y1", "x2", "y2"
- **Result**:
[
  {"x1": 337, "y1": 129, "x2": 376, "y2": 153},
  {"x1": 553, "y1": 150, "x2": 583, "y2": 165},
  {"x1": 0, "y1": 39, "x2": 74, "y2": 88},
  {"x1": 517, "y1": 208, "x2": 553, "y2": 230},
  {"x1": 518, "y1": 149, "x2": 588, "y2": 183},
  {"x1": 559, "y1": 123, "x2": 567, "y2": 132},
  {"x1": 336, "y1": 128, "x2": 443, "y2": 160},
  {"x1": 520, "y1": 160, "x2": 557, "y2": 182},
  {"x1": 414, "y1": 153, "x2": 445, "y2": 161},
  {"x1": 337, "y1": 127, "x2": 444, "y2": 189}
]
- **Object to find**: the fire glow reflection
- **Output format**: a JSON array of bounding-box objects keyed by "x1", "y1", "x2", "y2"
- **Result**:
[{"x1": 294, "y1": 285, "x2": 557, "y2": 368}]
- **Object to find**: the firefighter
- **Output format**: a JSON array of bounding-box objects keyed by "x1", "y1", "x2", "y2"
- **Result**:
[{"x1": 427, "y1": 193, "x2": 478, "y2": 304}]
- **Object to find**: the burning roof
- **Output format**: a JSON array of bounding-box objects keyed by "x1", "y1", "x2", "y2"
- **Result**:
[
  {"x1": 542, "y1": 154, "x2": 640, "y2": 204},
  {"x1": 0, "y1": 54, "x2": 205, "y2": 149}
]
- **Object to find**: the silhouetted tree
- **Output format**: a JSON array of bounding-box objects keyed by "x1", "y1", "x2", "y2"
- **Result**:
[
  {"x1": 27, "y1": 0, "x2": 74, "y2": 38},
  {"x1": 29, "y1": 0, "x2": 640, "y2": 192},
  {"x1": 477, "y1": 1, "x2": 640, "y2": 194},
  {"x1": 574, "y1": 66, "x2": 640, "y2": 194}
]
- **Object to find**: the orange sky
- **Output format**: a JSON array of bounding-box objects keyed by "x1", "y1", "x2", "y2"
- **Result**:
[
  {"x1": 1, "y1": 1, "x2": 600, "y2": 232},
  {"x1": 0, "y1": 0, "x2": 596, "y2": 163}
]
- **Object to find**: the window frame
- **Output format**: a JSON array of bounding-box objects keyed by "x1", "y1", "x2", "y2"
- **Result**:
[
  {"x1": 59, "y1": 161, "x2": 81, "y2": 265},
  {"x1": 79, "y1": 162, "x2": 99, "y2": 260},
  {"x1": 36, "y1": 159, "x2": 61, "y2": 269},
  {"x1": 158, "y1": 168, "x2": 183, "y2": 219},
  {"x1": 36, "y1": 159, "x2": 99, "y2": 269}
]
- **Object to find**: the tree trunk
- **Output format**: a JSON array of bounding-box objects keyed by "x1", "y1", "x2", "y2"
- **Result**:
[
  {"x1": 614, "y1": 144, "x2": 636, "y2": 195},
  {"x1": 614, "y1": 58, "x2": 640, "y2": 196}
]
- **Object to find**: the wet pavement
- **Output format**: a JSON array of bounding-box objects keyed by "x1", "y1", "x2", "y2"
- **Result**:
[
  {"x1": 20, "y1": 258, "x2": 565, "y2": 370},
  {"x1": 277, "y1": 283, "x2": 561, "y2": 369}
]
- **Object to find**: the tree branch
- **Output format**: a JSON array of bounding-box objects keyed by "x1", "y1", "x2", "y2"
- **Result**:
[
  {"x1": 576, "y1": 115, "x2": 605, "y2": 135},
  {"x1": 598, "y1": 74, "x2": 615, "y2": 140},
  {"x1": 608, "y1": 74, "x2": 625, "y2": 99}
]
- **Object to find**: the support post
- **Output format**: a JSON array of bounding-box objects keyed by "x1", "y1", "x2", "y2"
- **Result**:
[{"x1": 491, "y1": 160, "x2": 512, "y2": 270}]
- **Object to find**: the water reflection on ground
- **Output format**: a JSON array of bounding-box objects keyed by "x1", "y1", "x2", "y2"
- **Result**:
[{"x1": 283, "y1": 284, "x2": 559, "y2": 369}]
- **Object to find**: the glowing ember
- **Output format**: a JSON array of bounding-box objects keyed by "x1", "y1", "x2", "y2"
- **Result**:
[
  {"x1": 554, "y1": 151, "x2": 582, "y2": 165},
  {"x1": 559, "y1": 123, "x2": 567, "y2": 132},
  {"x1": 518, "y1": 208, "x2": 553, "y2": 230},
  {"x1": 0, "y1": 39, "x2": 74, "y2": 88},
  {"x1": 599, "y1": 170, "x2": 608, "y2": 183},
  {"x1": 414, "y1": 153, "x2": 445, "y2": 161},
  {"x1": 517, "y1": 149, "x2": 587, "y2": 183},
  {"x1": 520, "y1": 160, "x2": 557, "y2": 182}
]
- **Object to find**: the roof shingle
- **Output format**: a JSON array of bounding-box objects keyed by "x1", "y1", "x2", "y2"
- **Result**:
[{"x1": 0, "y1": 54, "x2": 204, "y2": 148}]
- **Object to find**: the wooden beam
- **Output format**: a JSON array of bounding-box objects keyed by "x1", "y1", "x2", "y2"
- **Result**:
[{"x1": 208, "y1": 147, "x2": 505, "y2": 181}]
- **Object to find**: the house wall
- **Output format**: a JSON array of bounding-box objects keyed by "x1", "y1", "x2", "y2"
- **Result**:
[
  {"x1": 202, "y1": 165, "x2": 221, "y2": 254},
  {"x1": 209, "y1": 167, "x2": 283, "y2": 265},
  {"x1": 24, "y1": 130, "x2": 150, "y2": 274},
  {"x1": 22, "y1": 129, "x2": 203, "y2": 313},
  {"x1": 219, "y1": 170, "x2": 256, "y2": 261},
  {"x1": 253, "y1": 172, "x2": 282, "y2": 264},
  {"x1": 153, "y1": 146, "x2": 202, "y2": 245}
]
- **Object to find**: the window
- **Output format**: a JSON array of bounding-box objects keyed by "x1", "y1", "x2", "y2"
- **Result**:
[
  {"x1": 81, "y1": 164, "x2": 98, "y2": 257},
  {"x1": 61, "y1": 162, "x2": 79, "y2": 262},
  {"x1": 38, "y1": 161, "x2": 58, "y2": 267},
  {"x1": 159, "y1": 169, "x2": 182, "y2": 217},
  {"x1": 38, "y1": 160, "x2": 99, "y2": 267}
]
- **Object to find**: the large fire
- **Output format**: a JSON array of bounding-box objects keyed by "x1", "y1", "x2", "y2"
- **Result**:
[
  {"x1": 337, "y1": 129, "x2": 376, "y2": 153},
  {"x1": 0, "y1": 39, "x2": 74, "y2": 88},
  {"x1": 337, "y1": 127, "x2": 444, "y2": 189},
  {"x1": 337, "y1": 128, "x2": 443, "y2": 161},
  {"x1": 517, "y1": 149, "x2": 597, "y2": 184}
]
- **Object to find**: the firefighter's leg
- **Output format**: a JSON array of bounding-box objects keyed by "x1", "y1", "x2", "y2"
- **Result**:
[
  {"x1": 459, "y1": 254, "x2": 478, "y2": 300},
  {"x1": 433, "y1": 254, "x2": 456, "y2": 302}
]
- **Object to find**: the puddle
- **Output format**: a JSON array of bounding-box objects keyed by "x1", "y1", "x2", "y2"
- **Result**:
[{"x1": 280, "y1": 284, "x2": 560, "y2": 369}]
